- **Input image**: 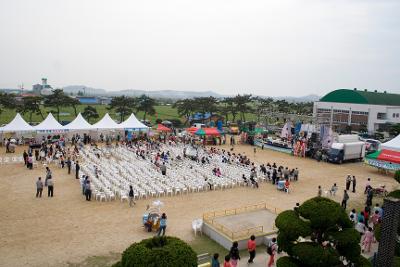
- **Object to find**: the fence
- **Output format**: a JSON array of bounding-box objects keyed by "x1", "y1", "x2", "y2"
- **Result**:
[{"x1": 202, "y1": 202, "x2": 280, "y2": 240}]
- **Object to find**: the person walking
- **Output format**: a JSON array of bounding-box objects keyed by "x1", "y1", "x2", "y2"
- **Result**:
[
  {"x1": 345, "y1": 175, "x2": 351, "y2": 190},
  {"x1": 352, "y1": 175, "x2": 357, "y2": 193},
  {"x1": 47, "y1": 176, "x2": 54, "y2": 197},
  {"x1": 36, "y1": 177, "x2": 43, "y2": 198},
  {"x1": 23, "y1": 150, "x2": 28, "y2": 165},
  {"x1": 75, "y1": 161, "x2": 80, "y2": 179},
  {"x1": 341, "y1": 190, "x2": 349, "y2": 209},
  {"x1": 66, "y1": 157, "x2": 72, "y2": 174},
  {"x1": 267, "y1": 237, "x2": 277, "y2": 267},
  {"x1": 223, "y1": 255, "x2": 231, "y2": 267},
  {"x1": 160, "y1": 162, "x2": 167, "y2": 176},
  {"x1": 211, "y1": 253, "x2": 220, "y2": 267},
  {"x1": 247, "y1": 235, "x2": 256, "y2": 263},
  {"x1": 157, "y1": 213, "x2": 167, "y2": 236},
  {"x1": 362, "y1": 227, "x2": 374, "y2": 253},
  {"x1": 229, "y1": 241, "x2": 240, "y2": 267},
  {"x1": 366, "y1": 189, "x2": 373, "y2": 207},
  {"x1": 129, "y1": 185, "x2": 135, "y2": 207},
  {"x1": 318, "y1": 185, "x2": 322, "y2": 197},
  {"x1": 85, "y1": 181, "x2": 92, "y2": 201}
]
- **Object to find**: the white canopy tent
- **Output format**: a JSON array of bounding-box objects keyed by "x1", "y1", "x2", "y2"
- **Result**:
[
  {"x1": 63, "y1": 113, "x2": 93, "y2": 130},
  {"x1": 34, "y1": 113, "x2": 64, "y2": 131},
  {"x1": 91, "y1": 113, "x2": 122, "y2": 130},
  {"x1": 118, "y1": 113, "x2": 149, "y2": 130},
  {"x1": 381, "y1": 135, "x2": 400, "y2": 152},
  {"x1": 0, "y1": 113, "x2": 35, "y2": 132}
]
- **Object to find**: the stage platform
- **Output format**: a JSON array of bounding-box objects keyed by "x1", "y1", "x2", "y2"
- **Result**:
[{"x1": 202, "y1": 203, "x2": 278, "y2": 250}]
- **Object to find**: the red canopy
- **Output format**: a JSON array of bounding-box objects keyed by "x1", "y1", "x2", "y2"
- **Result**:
[
  {"x1": 156, "y1": 124, "x2": 172, "y2": 132},
  {"x1": 202, "y1": 128, "x2": 221, "y2": 136},
  {"x1": 186, "y1": 127, "x2": 198, "y2": 134}
]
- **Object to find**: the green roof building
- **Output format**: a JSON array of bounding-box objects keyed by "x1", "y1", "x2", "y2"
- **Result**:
[{"x1": 314, "y1": 89, "x2": 400, "y2": 134}]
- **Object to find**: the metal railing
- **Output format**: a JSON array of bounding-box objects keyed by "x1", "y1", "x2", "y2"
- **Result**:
[{"x1": 202, "y1": 202, "x2": 280, "y2": 240}]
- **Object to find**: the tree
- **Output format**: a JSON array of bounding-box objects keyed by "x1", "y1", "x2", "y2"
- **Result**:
[
  {"x1": 43, "y1": 89, "x2": 70, "y2": 121},
  {"x1": 252, "y1": 96, "x2": 273, "y2": 123},
  {"x1": 65, "y1": 97, "x2": 81, "y2": 116},
  {"x1": 17, "y1": 96, "x2": 44, "y2": 123},
  {"x1": 108, "y1": 96, "x2": 136, "y2": 122},
  {"x1": 233, "y1": 94, "x2": 252, "y2": 122},
  {"x1": 193, "y1": 97, "x2": 218, "y2": 123},
  {"x1": 136, "y1": 94, "x2": 156, "y2": 120},
  {"x1": 113, "y1": 236, "x2": 197, "y2": 267},
  {"x1": 275, "y1": 197, "x2": 370, "y2": 267},
  {"x1": 389, "y1": 124, "x2": 400, "y2": 137},
  {"x1": 173, "y1": 99, "x2": 196, "y2": 126},
  {"x1": 82, "y1": 106, "x2": 99, "y2": 123},
  {"x1": 0, "y1": 93, "x2": 16, "y2": 121}
]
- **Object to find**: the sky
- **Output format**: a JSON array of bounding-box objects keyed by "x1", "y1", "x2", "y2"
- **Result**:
[{"x1": 0, "y1": 0, "x2": 399, "y2": 97}]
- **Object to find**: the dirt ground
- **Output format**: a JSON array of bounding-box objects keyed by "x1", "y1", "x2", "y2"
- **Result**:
[{"x1": 0, "y1": 143, "x2": 398, "y2": 267}]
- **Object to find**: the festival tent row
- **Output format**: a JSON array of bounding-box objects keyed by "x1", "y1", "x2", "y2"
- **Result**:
[
  {"x1": 365, "y1": 135, "x2": 400, "y2": 170},
  {"x1": 0, "y1": 112, "x2": 149, "y2": 133}
]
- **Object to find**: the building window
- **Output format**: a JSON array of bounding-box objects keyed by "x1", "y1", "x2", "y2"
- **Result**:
[
  {"x1": 397, "y1": 113, "x2": 400, "y2": 118},
  {"x1": 377, "y1": 113, "x2": 387, "y2": 120}
]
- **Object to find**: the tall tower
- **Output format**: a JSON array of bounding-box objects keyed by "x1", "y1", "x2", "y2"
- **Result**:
[{"x1": 42, "y1": 78, "x2": 47, "y2": 87}]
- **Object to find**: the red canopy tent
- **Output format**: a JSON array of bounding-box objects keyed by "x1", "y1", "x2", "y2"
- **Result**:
[
  {"x1": 201, "y1": 128, "x2": 221, "y2": 136},
  {"x1": 156, "y1": 124, "x2": 172, "y2": 132},
  {"x1": 186, "y1": 126, "x2": 198, "y2": 134}
]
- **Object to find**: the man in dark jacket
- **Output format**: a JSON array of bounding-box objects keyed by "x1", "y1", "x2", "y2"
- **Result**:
[{"x1": 75, "y1": 161, "x2": 80, "y2": 179}]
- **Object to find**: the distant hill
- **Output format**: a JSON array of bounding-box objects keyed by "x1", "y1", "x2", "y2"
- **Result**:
[{"x1": 61, "y1": 85, "x2": 319, "y2": 102}]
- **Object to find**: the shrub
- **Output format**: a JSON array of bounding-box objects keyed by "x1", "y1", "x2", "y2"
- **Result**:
[
  {"x1": 388, "y1": 190, "x2": 400, "y2": 199},
  {"x1": 395, "y1": 256, "x2": 400, "y2": 267},
  {"x1": 276, "y1": 256, "x2": 299, "y2": 267},
  {"x1": 119, "y1": 236, "x2": 197, "y2": 267},
  {"x1": 291, "y1": 242, "x2": 341, "y2": 267},
  {"x1": 395, "y1": 170, "x2": 400, "y2": 184},
  {"x1": 355, "y1": 256, "x2": 372, "y2": 267}
]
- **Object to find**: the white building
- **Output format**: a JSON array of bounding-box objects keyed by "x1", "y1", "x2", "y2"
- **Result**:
[{"x1": 313, "y1": 89, "x2": 400, "y2": 134}]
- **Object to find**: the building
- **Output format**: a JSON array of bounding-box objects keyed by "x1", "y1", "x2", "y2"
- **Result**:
[
  {"x1": 76, "y1": 96, "x2": 99, "y2": 104},
  {"x1": 32, "y1": 78, "x2": 53, "y2": 95},
  {"x1": 314, "y1": 89, "x2": 400, "y2": 134}
]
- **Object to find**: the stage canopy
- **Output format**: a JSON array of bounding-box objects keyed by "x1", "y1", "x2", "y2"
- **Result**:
[
  {"x1": 91, "y1": 113, "x2": 121, "y2": 130},
  {"x1": 365, "y1": 135, "x2": 400, "y2": 170},
  {"x1": 195, "y1": 127, "x2": 221, "y2": 136},
  {"x1": 119, "y1": 113, "x2": 149, "y2": 130},
  {"x1": 34, "y1": 113, "x2": 64, "y2": 131},
  {"x1": 0, "y1": 113, "x2": 34, "y2": 132},
  {"x1": 156, "y1": 124, "x2": 172, "y2": 132},
  {"x1": 63, "y1": 113, "x2": 93, "y2": 130}
]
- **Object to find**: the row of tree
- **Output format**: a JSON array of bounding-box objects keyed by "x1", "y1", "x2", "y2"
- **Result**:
[
  {"x1": 0, "y1": 90, "x2": 157, "y2": 123},
  {"x1": 173, "y1": 94, "x2": 314, "y2": 125}
]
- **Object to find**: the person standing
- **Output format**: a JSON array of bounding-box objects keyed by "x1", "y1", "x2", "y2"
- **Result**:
[
  {"x1": 362, "y1": 227, "x2": 374, "y2": 253},
  {"x1": 229, "y1": 241, "x2": 240, "y2": 267},
  {"x1": 160, "y1": 162, "x2": 167, "y2": 176},
  {"x1": 267, "y1": 237, "x2": 277, "y2": 267},
  {"x1": 23, "y1": 150, "x2": 28, "y2": 165},
  {"x1": 223, "y1": 255, "x2": 231, "y2": 267},
  {"x1": 211, "y1": 253, "x2": 220, "y2": 267},
  {"x1": 341, "y1": 190, "x2": 349, "y2": 209},
  {"x1": 129, "y1": 185, "x2": 135, "y2": 207},
  {"x1": 85, "y1": 181, "x2": 92, "y2": 201},
  {"x1": 366, "y1": 189, "x2": 373, "y2": 207},
  {"x1": 47, "y1": 176, "x2": 54, "y2": 197},
  {"x1": 247, "y1": 235, "x2": 256, "y2": 263},
  {"x1": 293, "y1": 168, "x2": 299, "y2": 181},
  {"x1": 345, "y1": 175, "x2": 351, "y2": 190},
  {"x1": 318, "y1": 185, "x2": 322, "y2": 197},
  {"x1": 157, "y1": 213, "x2": 167, "y2": 236},
  {"x1": 27, "y1": 154, "x2": 33, "y2": 169},
  {"x1": 36, "y1": 177, "x2": 43, "y2": 198},
  {"x1": 75, "y1": 161, "x2": 80, "y2": 179},
  {"x1": 352, "y1": 175, "x2": 357, "y2": 193},
  {"x1": 66, "y1": 157, "x2": 72, "y2": 174}
]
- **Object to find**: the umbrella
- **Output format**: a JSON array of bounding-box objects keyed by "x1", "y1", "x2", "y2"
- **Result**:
[
  {"x1": 195, "y1": 128, "x2": 206, "y2": 136},
  {"x1": 186, "y1": 126, "x2": 198, "y2": 134},
  {"x1": 156, "y1": 124, "x2": 172, "y2": 132}
]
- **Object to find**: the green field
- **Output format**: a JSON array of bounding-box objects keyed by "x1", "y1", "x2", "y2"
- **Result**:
[{"x1": 0, "y1": 104, "x2": 259, "y2": 126}]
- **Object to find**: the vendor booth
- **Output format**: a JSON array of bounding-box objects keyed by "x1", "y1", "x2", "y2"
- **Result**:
[{"x1": 365, "y1": 134, "x2": 400, "y2": 171}]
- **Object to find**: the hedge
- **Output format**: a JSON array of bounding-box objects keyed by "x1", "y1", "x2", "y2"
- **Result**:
[
  {"x1": 394, "y1": 170, "x2": 400, "y2": 184},
  {"x1": 276, "y1": 256, "x2": 299, "y2": 267},
  {"x1": 291, "y1": 242, "x2": 341, "y2": 267},
  {"x1": 388, "y1": 190, "x2": 400, "y2": 199},
  {"x1": 115, "y1": 236, "x2": 197, "y2": 267}
]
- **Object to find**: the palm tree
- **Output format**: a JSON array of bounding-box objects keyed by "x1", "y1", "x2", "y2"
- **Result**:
[
  {"x1": 108, "y1": 95, "x2": 136, "y2": 122},
  {"x1": 82, "y1": 106, "x2": 99, "y2": 123},
  {"x1": 136, "y1": 94, "x2": 156, "y2": 120},
  {"x1": 17, "y1": 96, "x2": 44, "y2": 123}
]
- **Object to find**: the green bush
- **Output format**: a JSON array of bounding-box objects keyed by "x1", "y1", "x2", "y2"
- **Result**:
[
  {"x1": 388, "y1": 190, "x2": 400, "y2": 199},
  {"x1": 395, "y1": 170, "x2": 400, "y2": 184},
  {"x1": 394, "y1": 256, "x2": 400, "y2": 267},
  {"x1": 330, "y1": 228, "x2": 361, "y2": 262},
  {"x1": 112, "y1": 261, "x2": 122, "y2": 267},
  {"x1": 276, "y1": 256, "x2": 299, "y2": 267},
  {"x1": 275, "y1": 210, "x2": 312, "y2": 240},
  {"x1": 119, "y1": 236, "x2": 197, "y2": 267},
  {"x1": 291, "y1": 242, "x2": 341, "y2": 267},
  {"x1": 355, "y1": 256, "x2": 372, "y2": 267}
]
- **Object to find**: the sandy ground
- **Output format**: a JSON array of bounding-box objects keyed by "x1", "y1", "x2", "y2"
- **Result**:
[{"x1": 0, "y1": 143, "x2": 398, "y2": 267}]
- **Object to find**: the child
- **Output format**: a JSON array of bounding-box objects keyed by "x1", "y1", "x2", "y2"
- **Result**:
[{"x1": 223, "y1": 255, "x2": 231, "y2": 267}]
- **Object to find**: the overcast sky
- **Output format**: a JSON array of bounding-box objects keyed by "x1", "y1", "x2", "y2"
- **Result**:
[{"x1": 0, "y1": 0, "x2": 399, "y2": 96}]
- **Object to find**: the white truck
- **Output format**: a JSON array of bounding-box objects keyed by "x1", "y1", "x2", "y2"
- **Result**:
[{"x1": 327, "y1": 135, "x2": 366, "y2": 164}]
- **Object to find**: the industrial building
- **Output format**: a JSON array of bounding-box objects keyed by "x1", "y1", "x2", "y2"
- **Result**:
[{"x1": 313, "y1": 89, "x2": 400, "y2": 134}]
